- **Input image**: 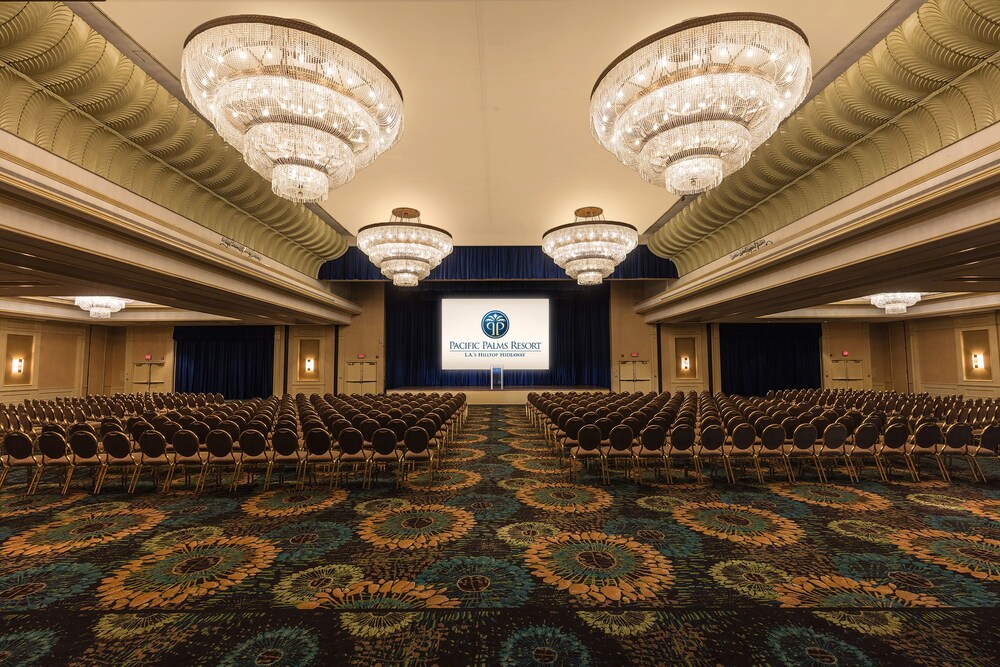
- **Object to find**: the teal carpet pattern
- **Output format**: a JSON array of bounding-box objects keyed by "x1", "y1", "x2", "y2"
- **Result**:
[{"x1": 0, "y1": 406, "x2": 998, "y2": 665}]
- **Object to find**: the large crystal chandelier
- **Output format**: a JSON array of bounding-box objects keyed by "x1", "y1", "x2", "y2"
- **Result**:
[
  {"x1": 542, "y1": 207, "x2": 638, "y2": 285},
  {"x1": 356, "y1": 208, "x2": 453, "y2": 287},
  {"x1": 182, "y1": 15, "x2": 403, "y2": 203},
  {"x1": 74, "y1": 297, "x2": 132, "y2": 319},
  {"x1": 591, "y1": 13, "x2": 811, "y2": 196},
  {"x1": 869, "y1": 293, "x2": 922, "y2": 315}
]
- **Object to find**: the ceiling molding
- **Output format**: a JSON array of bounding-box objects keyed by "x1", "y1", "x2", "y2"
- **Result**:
[
  {"x1": 648, "y1": 0, "x2": 1000, "y2": 273},
  {"x1": 0, "y1": 2, "x2": 349, "y2": 275}
]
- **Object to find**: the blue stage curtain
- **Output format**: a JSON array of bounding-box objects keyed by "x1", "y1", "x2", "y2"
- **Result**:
[
  {"x1": 385, "y1": 281, "x2": 611, "y2": 389},
  {"x1": 173, "y1": 326, "x2": 274, "y2": 400},
  {"x1": 319, "y1": 245, "x2": 677, "y2": 281},
  {"x1": 719, "y1": 323, "x2": 822, "y2": 396}
]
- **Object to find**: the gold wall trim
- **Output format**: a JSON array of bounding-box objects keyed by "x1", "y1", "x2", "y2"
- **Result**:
[
  {"x1": 0, "y1": 2, "x2": 349, "y2": 275},
  {"x1": 648, "y1": 0, "x2": 1000, "y2": 274}
]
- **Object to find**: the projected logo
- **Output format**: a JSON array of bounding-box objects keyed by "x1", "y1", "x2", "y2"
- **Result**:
[{"x1": 481, "y1": 310, "x2": 510, "y2": 339}]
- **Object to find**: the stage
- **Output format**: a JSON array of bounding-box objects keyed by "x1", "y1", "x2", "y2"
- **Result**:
[{"x1": 387, "y1": 386, "x2": 608, "y2": 405}]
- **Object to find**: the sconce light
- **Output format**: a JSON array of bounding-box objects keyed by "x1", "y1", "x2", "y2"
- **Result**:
[
  {"x1": 972, "y1": 353, "x2": 985, "y2": 370},
  {"x1": 305, "y1": 357, "x2": 315, "y2": 373},
  {"x1": 11, "y1": 358, "x2": 23, "y2": 374},
  {"x1": 680, "y1": 356, "x2": 690, "y2": 371}
]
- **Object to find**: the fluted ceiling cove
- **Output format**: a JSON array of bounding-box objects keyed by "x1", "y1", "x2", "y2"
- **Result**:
[
  {"x1": 0, "y1": 2, "x2": 347, "y2": 275},
  {"x1": 648, "y1": 0, "x2": 1000, "y2": 274}
]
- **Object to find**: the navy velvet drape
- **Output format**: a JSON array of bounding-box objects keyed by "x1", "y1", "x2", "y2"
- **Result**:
[
  {"x1": 385, "y1": 281, "x2": 610, "y2": 389},
  {"x1": 319, "y1": 245, "x2": 677, "y2": 281},
  {"x1": 173, "y1": 326, "x2": 275, "y2": 400},
  {"x1": 719, "y1": 323, "x2": 822, "y2": 396}
]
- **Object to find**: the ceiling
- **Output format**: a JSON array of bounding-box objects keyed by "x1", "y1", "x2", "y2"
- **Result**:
[{"x1": 93, "y1": 0, "x2": 895, "y2": 245}]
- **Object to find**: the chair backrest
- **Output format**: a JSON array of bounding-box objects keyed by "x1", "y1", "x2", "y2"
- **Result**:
[
  {"x1": 139, "y1": 430, "x2": 167, "y2": 458},
  {"x1": 218, "y1": 420, "x2": 242, "y2": 440},
  {"x1": 731, "y1": 423, "x2": 756, "y2": 451},
  {"x1": 239, "y1": 429, "x2": 268, "y2": 457},
  {"x1": 883, "y1": 423, "x2": 910, "y2": 450},
  {"x1": 360, "y1": 419, "x2": 380, "y2": 443},
  {"x1": 700, "y1": 424, "x2": 725, "y2": 451},
  {"x1": 172, "y1": 430, "x2": 201, "y2": 457},
  {"x1": 640, "y1": 425, "x2": 666, "y2": 451},
  {"x1": 129, "y1": 421, "x2": 151, "y2": 442},
  {"x1": 576, "y1": 424, "x2": 601, "y2": 451},
  {"x1": 272, "y1": 428, "x2": 300, "y2": 456},
  {"x1": 781, "y1": 417, "x2": 799, "y2": 440},
  {"x1": 853, "y1": 424, "x2": 880, "y2": 451},
  {"x1": 564, "y1": 417, "x2": 585, "y2": 440},
  {"x1": 945, "y1": 422, "x2": 973, "y2": 448},
  {"x1": 304, "y1": 429, "x2": 332, "y2": 455},
  {"x1": 37, "y1": 431, "x2": 67, "y2": 459},
  {"x1": 913, "y1": 422, "x2": 942, "y2": 449},
  {"x1": 205, "y1": 430, "x2": 234, "y2": 458},
  {"x1": 338, "y1": 427, "x2": 364, "y2": 455},
  {"x1": 760, "y1": 424, "x2": 785, "y2": 451},
  {"x1": 101, "y1": 431, "x2": 132, "y2": 459},
  {"x1": 595, "y1": 418, "x2": 614, "y2": 440},
  {"x1": 979, "y1": 424, "x2": 1000, "y2": 453},
  {"x1": 403, "y1": 426, "x2": 429, "y2": 454},
  {"x1": 68, "y1": 431, "x2": 99, "y2": 459},
  {"x1": 387, "y1": 419, "x2": 408, "y2": 441},
  {"x1": 823, "y1": 423, "x2": 849, "y2": 449},
  {"x1": 670, "y1": 424, "x2": 696, "y2": 451},
  {"x1": 3, "y1": 432, "x2": 34, "y2": 460},
  {"x1": 792, "y1": 423, "x2": 818, "y2": 450},
  {"x1": 372, "y1": 428, "x2": 398, "y2": 455},
  {"x1": 608, "y1": 425, "x2": 633, "y2": 452}
]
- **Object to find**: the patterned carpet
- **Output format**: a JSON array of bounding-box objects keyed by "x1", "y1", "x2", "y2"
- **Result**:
[{"x1": 1, "y1": 406, "x2": 999, "y2": 666}]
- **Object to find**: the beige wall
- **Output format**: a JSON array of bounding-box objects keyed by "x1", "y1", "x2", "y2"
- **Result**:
[
  {"x1": 820, "y1": 322, "x2": 871, "y2": 391},
  {"x1": 337, "y1": 283, "x2": 385, "y2": 394},
  {"x1": 0, "y1": 316, "x2": 87, "y2": 404},
  {"x1": 610, "y1": 282, "x2": 658, "y2": 392},
  {"x1": 283, "y1": 325, "x2": 337, "y2": 396},
  {"x1": 659, "y1": 323, "x2": 711, "y2": 394}
]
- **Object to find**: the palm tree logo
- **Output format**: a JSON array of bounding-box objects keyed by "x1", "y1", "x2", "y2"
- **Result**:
[{"x1": 481, "y1": 310, "x2": 509, "y2": 339}]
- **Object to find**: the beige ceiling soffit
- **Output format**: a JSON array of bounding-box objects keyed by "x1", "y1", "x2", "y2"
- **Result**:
[
  {"x1": 0, "y1": 2, "x2": 349, "y2": 275},
  {"x1": 648, "y1": 0, "x2": 1000, "y2": 273},
  {"x1": 62, "y1": 1, "x2": 349, "y2": 238},
  {"x1": 642, "y1": 0, "x2": 928, "y2": 239}
]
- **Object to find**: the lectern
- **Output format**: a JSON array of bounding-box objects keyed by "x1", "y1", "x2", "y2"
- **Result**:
[{"x1": 490, "y1": 366, "x2": 504, "y2": 390}]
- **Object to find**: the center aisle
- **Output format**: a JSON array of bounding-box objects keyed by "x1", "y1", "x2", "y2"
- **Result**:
[{"x1": 0, "y1": 406, "x2": 996, "y2": 665}]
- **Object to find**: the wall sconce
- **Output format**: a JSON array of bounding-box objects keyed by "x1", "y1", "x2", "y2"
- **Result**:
[
  {"x1": 11, "y1": 358, "x2": 23, "y2": 374},
  {"x1": 305, "y1": 357, "x2": 315, "y2": 373},
  {"x1": 972, "y1": 353, "x2": 985, "y2": 370},
  {"x1": 680, "y1": 356, "x2": 690, "y2": 371}
]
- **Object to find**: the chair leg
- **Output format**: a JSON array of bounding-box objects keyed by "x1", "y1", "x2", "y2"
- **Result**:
[
  {"x1": 195, "y1": 464, "x2": 209, "y2": 494},
  {"x1": 61, "y1": 466, "x2": 75, "y2": 495},
  {"x1": 0, "y1": 466, "x2": 9, "y2": 493},
  {"x1": 935, "y1": 454, "x2": 951, "y2": 482}
]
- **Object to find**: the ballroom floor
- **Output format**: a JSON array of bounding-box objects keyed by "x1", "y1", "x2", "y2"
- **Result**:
[{"x1": 0, "y1": 406, "x2": 998, "y2": 666}]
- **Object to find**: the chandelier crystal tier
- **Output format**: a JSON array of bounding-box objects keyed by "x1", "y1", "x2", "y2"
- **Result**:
[
  {"x1": 542, "y1": 207, "x2": 638, "y2": 286},
  {"x1": 869, "y1": 292, "x2": 922, "y2": 315},
  {"x1": 356, "y1": 208, "x2": 453, "y2": 287},
  {"x1": 182, "y1": 15, "x2": 403, "y2": 203},
  {"x1": 74, "y1": 297, "x2": 133, "y2": 319},
  {"x1": 590, "y1": 13, "x2": 811, "y2": 196}
]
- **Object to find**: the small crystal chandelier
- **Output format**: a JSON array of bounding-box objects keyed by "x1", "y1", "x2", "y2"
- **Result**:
[
  {"x1": 356, "y1": 208, "x2": 453, "y2": 287},
  {"x1": 591, "y1": 13, "x2": 811, "y2": 196},
  {"x1": 542, "y1": 207, "x2": 638, "y2": 285},
  {"x1": 74, "y1": 297, "x2": 133, "y2": 319},
  {"x1": 182, "y1": 15, "x2": 403, "y2": 203},
  {"x1": 869, "y1": 293, "x2": 922, "y2": 315}
]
